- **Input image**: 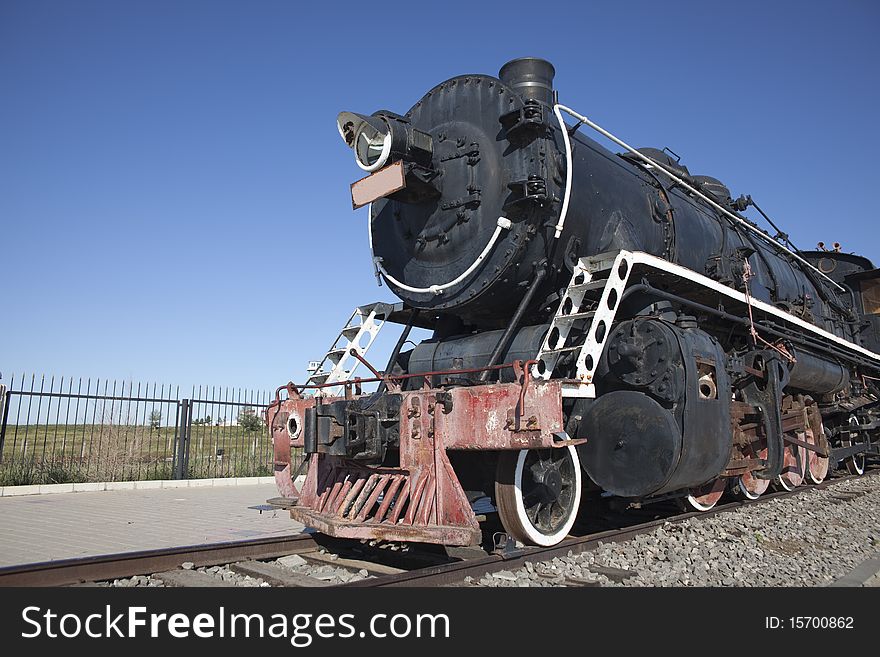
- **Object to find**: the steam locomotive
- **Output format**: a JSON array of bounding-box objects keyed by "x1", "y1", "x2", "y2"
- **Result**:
[{"x1": 268, "y1": 58, "x2": 880, "y2": 547}]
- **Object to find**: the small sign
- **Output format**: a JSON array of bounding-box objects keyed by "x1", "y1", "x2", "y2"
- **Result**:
[{"x1": 350, "y1": 160, "x2": 406, "y2": 209}]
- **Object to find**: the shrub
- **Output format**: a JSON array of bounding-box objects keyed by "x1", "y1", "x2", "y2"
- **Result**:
[{"x1": 238, "y1": 407, "x2": 263, "y2": 432}]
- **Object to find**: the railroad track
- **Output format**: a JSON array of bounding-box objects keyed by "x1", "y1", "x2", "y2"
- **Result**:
[
  {"x1": 0, "y1": 533, "x2": 321, "y2": 587},
  {"x1": 343, "y1": 467, "x2": 879, "y2": 587},
  {"x1": 2, "y1": 467, "x2": 876, "y2": 588}
]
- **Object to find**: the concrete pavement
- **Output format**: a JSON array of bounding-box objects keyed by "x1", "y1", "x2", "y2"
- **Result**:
[{"x1": 0, "y1": 483, "x2": 304, "y2": 566}]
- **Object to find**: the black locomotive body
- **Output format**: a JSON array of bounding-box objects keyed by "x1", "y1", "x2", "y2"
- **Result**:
[{"x1": 269, "y1": 59, "x2": 880, "y2": 547}]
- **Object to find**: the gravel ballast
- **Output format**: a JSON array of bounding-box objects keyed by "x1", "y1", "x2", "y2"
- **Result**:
[
  {"x1": 106, "y1": 546, "x2": 372, "y2": 587},
  {"x1": 470, "y1": 474, "x2": 880, "y2": 587}
]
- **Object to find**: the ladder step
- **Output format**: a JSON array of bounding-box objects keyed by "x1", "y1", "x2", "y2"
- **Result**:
[
  {"x1": 540, "y1": 345, "x2": 582, "y2": 356},
  {"x1": 309, "y1": 373, "x2": 331, "y2": 384},
  {"x1": 568, "y1": 280, "x2": 607, "y2": 293},
  {"x1": 357, "y1": 302, "x2": 393, "y2": 318},
  {"x1": 554, "y1": 311, "x2": 595, "y2": 323},
  {"x1": 561, "y1": 382, "x2": 594, "y2": 399},
  {"x1": 582, "y1": 255, "x2": 617, "y2": 273},
  {"x1": 327, "y1": 348, "x2": 350, "y2": 364},
  {"x1": 341, "y1": 326, "x2": 362, "y2": 340}
]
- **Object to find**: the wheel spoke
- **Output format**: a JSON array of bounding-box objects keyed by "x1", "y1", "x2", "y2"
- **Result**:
[
  {"x1": 525, "y1": 500, "x2": 543, "y2": 525},
  {"x1": 558, "y1": 485, "x2": 572, "y2": 508},
  {"x1": 522, "y1": 486, "x2": 544, "y2": 508},
  {"x1": 537, "y1": 503, "x2": 554, "y2": 529}
]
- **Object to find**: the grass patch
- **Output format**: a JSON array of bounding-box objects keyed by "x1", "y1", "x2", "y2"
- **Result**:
[
  {"x1": 0, "y1": 460, "x2": 89, "y2": 486},
  {"x1": 1, "y1": 423, "x2": 273, "y2": 484}
]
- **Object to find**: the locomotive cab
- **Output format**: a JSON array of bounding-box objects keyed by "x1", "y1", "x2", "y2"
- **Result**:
[
  {"x1": 846, "y1": 268, "x2": 880, "y2": 353},
  {"x1": 803, "y1": 250, "x2": 880, "y2": 353}
]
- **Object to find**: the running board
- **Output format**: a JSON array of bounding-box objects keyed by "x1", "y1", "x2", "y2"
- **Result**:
[{"x1": 532, "y1": 250, "x2": 880, "y2": 399}]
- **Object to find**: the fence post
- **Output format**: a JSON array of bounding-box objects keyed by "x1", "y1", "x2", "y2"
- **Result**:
[
  {"x1": 182, "y1": 398, "x2": 192, "y2": 478},
  {"x1": 0, "y1": 384, "x2": 7, "y2": 464},
  {"x1": 173, "y1": 398, "x2": 192, "y2": 480}
]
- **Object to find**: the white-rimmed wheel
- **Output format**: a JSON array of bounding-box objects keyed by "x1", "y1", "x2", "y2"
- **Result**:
[
  {"x1": 735, "y1": 447, "x2": 770, "y2": 500},
  {"x1": 495, "y1": 446, "x2": 582, "y2": 547},
  {"x1": 804, "y1": 425, "x2": 829, "y2": 485},
  {"x1": 774, "y1": 437, "x2": 806, "y2": 491},
  {"x1": 842, "y1": 414, "x2": 867, "y2": 476},
  {"x1": 680, "y1": 477, "x2": 726, "y2": 511}
]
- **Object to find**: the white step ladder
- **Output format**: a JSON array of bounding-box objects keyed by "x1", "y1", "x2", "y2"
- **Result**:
[
  {"x1": 306, "y1": 303, "x2": 391, "y2": 396},
  {"x1": 533, "y1": 251, "x2": 635, "y2": 398}
]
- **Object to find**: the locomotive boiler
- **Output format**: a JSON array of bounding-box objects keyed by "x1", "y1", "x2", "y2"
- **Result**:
[{"x1": 268, "y1": 58, "x2": 880, "y2": 547}]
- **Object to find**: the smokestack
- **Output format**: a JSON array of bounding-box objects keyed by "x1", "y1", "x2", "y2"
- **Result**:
[{"x1": 499, "y1": 58, "x2": 556, "y2": 106}]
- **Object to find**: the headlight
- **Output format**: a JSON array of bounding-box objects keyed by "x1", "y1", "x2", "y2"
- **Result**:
[
  {"x1": 354, "y1": 123, "x2": 391, "y2": 171},
  {"x1": 337, "y1": 111, "x2": 392, "y2": 172}
]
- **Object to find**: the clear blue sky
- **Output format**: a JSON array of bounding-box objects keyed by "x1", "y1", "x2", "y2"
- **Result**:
[{"x1": 1, "y1": 0, "x2": 878, "y2": 393}]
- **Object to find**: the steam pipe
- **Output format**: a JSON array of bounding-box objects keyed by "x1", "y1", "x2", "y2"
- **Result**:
[
  {"x1": 479, "y1": 265, "x2": 548, "y2": 382},
  {"x1": 377, "y1": 309, "x2": 419, "y2": 395}
]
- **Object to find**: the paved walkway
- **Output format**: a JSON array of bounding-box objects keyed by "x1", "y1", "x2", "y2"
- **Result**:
[{"x1": 0, "y1": 484, "x2": 304, "y2": 567}]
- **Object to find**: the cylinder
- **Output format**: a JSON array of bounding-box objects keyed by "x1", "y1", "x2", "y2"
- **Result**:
[
  {"x1": 408, "y1": 324, "x2": 548, "y2": 383},
  {"x1": 499, "y1": 57, "x2": 556, "y2": 106},
  {"x1": 787, "y1": 348, "x2": 849, "y2": 394}
]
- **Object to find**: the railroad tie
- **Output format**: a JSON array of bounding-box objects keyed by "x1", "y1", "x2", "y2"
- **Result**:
[
  {"x1": 153, "y1": 570, "x2": 236, "y2": 587},
  {"x1": 229, "y1": 561, "x2": 329, "y2": 587}
]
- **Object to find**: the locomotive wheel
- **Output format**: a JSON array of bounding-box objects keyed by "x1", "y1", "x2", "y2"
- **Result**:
[
  {"x1": 495, "y1": 446, "x2": 582, "y2": 547},
  {"x1": 736, "y1": 448, "x2": 770, "y2": 500},
  {"x1": 681, "y1": 478, "x2": 726, "y2": 511},
  {"x1": 774, "y1": 438, "x2": 806, "y2": 491},
  {"x1": 842, "y1": 415, "x2": 867, "y2": 476},
  {"x1": 804, "y1": 426, "x2": 829, "y2": 485}
]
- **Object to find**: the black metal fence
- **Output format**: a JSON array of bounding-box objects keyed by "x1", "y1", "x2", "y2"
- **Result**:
[{"x1": 0, "y1": 374, "x2": 273, "y2": 486}]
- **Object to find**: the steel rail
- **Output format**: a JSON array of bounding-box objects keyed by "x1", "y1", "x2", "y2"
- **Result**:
[{"x1": 0, "y1": 533, "x2": 318, "y2": 587}]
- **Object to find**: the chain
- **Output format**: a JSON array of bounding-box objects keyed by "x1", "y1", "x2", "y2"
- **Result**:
[{"x1": 742, "y1": 260, "x2": 796, "y2": 364}]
